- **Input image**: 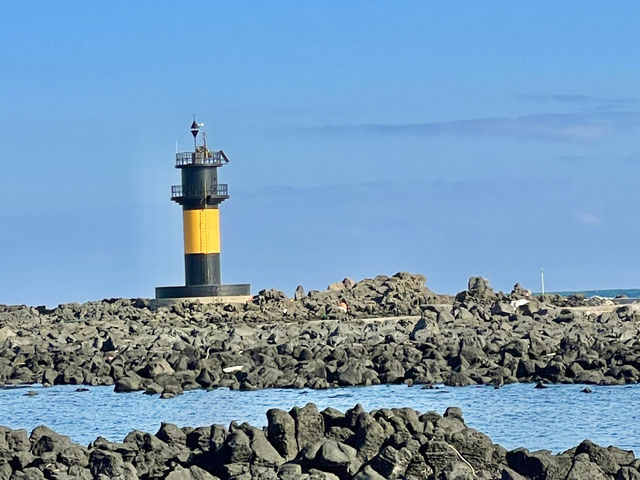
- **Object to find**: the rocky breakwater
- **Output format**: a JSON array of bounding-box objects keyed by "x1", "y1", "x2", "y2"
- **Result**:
[
  {"x1": 0, "y1": 273, "x2": 638, "y2": 395},
  {"x1": 0, "y1": 404, "x2": 637, "y2": 480}
]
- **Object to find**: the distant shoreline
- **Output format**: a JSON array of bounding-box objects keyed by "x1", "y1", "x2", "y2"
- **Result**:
[{"x1": 546, "y1": 288, "x2": 640, "y2": 299}]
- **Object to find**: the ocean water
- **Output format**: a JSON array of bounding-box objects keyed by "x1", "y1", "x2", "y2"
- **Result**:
[
  {"x1": 554, "y1": 288, "x2": 640, "y2": 299},
  {"x1": 0, "y1": 383, "x2": 638, "y2": 454}
]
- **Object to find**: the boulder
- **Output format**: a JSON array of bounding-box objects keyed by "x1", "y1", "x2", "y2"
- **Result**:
[
  {"x1": 421, "y1": 440, "x2": 460, "y2": 474},
  {"x1": 353, "y1": 412, "x2": 386, "y2": 462},
  {"x1": 501, "y1": 467, "x2": 528, "y2": 480},
  {"x1": 444, "y1": 372, "x2": 476, "y2": 387},
  {"x1": 443, "y1": 407, "x2": 464, "y2": 421},
  {"x1": 114, "y1": 374, "x2": 142, "y2": 393},
  {"x1": 369, "y1": 445, "x2": 413, "y2": 478},
  {"x1": 156, "y1": 423, "x2": 186, "y2": 446},
  {"x1": 139, "y1": 359, "x2": 175, "y2": 378},
  {"x1": 247, "y1": 427, "x2": 284, "y2": 467},
  {"x1": 352, "y1": 465, "x2": 386, "y2": 480},
  {"x1": 565, "y1": 453, "x2": 608, "y2": 480},
  {"x1": 9, "y1": 467, "x2": 46, "y2": 479},
  {"x1": 165, "y1": 465, "x2": 220, "y2": 480},
  {"x1": 220, "y1": 429, "x2": 253, "y2": 464},
  {"x1": 294, "y1": 286, "x2": 306, "y2": 301},
  {"x1": 617, "y1": 467, "x2": 640, "y2": 480},
  {"x1": 0, "y1": 327, "x2": 16, "y2": 344},
  {"x1": 30, "y1": 425, "x2": 73, "y2": 455},
  {"x1": 290, "y1": 403, "x2": 325, "y2": 452},
  {"x1": 574, "y1": 440, "x2": 625, "y2": 477},
  {"x1": 506, "y1": 448, "x2": 571, "y2": 480},
  {"x1": 409, "y1": 314, "x2": 440, "y2": 342},
  {"x1": 307, "y1": 469, "x2": 340, "y2": 480},
  {"x1": 510, "y1": 283, "x2": 531, "y2": 299},
  {"x1": 89, "y1": 449, "x2": 138, "y2": 479},
  {"x1": 266, "y1": 409, "x2": 297, "y2": 461},
  {"x1": 466, "y1": 277, "x2": 497, "y2": 301},
  {"x1": 304, "y1": 439, "x2": 359, "y2": 477}
]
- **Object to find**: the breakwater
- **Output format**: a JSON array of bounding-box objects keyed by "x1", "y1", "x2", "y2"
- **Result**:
[
  {"x1": 0, "y1": 274, "x2": 638, "y2": 397},
  {"x1": 0, "y1": 403, "x2": 637, "y2": 480}
]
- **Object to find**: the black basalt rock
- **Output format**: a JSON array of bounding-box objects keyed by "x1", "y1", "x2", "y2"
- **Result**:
[{"x1": 0, "y1": 404, "x2": 636, "y2": 480}]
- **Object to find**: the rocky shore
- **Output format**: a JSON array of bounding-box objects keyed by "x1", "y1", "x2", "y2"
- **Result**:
[
  {"x1": 0, "y1": 403, "x2": 637, "y2": 480},
  {"x1": 0, "y1": 273, "x2": 638, "y2": 397}
]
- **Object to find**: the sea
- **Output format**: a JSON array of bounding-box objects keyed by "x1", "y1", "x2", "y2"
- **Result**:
[
  {"x1": 1, "y1": 383, "x2": 638, "y2": 455},
  {"x1": 551, "y1": 288, "x2": 640, "y2": 299}
]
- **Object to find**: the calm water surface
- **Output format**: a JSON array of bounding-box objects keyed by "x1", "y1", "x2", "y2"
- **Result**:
[{"x1": 0, "y1": 383, "x2": 638, "y2": 454}]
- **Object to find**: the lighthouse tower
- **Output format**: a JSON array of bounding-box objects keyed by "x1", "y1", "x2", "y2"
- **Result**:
[{"x1": 155, "y1": 118, "x2": 251, "y2": 301}]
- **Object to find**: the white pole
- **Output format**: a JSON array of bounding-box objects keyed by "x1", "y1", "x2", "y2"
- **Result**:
[{"x1": 541, "y1": 268, "x2": 545, "y2": 296}]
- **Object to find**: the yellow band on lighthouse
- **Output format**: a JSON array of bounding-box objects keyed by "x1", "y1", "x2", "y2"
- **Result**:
[{"x1": 183, "y1": 209, "x2": 220, "y2": 254}]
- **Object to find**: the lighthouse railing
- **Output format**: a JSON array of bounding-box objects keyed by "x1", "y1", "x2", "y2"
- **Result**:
[
  {"x1": 171, "y1": 184, "x2": 229, "y2": 200},
  {"x1": 175, "y1": 151, "x2": 227, "y2": 167}
]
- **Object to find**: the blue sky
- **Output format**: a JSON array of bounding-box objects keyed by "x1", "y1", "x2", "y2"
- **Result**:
[{"x1": 1, "y1": 2, "x2": 639, "y2": 305}]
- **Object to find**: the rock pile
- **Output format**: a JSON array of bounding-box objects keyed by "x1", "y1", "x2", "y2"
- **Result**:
[
  {"x1": 0, "y1": 404, "x2": 636, "y2": 479},
  {"x1": 0, "y1": 273, "x2": 638, "y2": 394},
  {"x1": 251, "y1": 273, "x2": 449, "y2": 321}
]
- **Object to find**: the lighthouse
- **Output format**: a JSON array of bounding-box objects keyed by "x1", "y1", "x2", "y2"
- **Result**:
[{"x1": 155, "y1": 118, "x2": 251, "y2": 302}]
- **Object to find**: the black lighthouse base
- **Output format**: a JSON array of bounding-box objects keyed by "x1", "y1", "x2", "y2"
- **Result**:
[{"x1": 155, "y1": 283, "x2": 251, "y2": 299}]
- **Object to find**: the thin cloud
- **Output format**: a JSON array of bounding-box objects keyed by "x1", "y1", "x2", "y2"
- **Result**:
[
  {"x1": 552, "y1": 94, "x2": 593, "y2": 103},
  {"x1": 576, "y1": 211, "x2": 602, "y2": 227},
  {"x1": 518, "y1": 93, "x2": 638, "y2": 106},
  {"x1": 310, "y1": 111, "x2": 640, "y2": 143}
]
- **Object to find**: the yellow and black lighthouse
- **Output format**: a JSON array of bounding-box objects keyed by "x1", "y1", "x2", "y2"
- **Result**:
[{"x1": 155, "y1": 119, "x2": 250, "y2": 300}]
